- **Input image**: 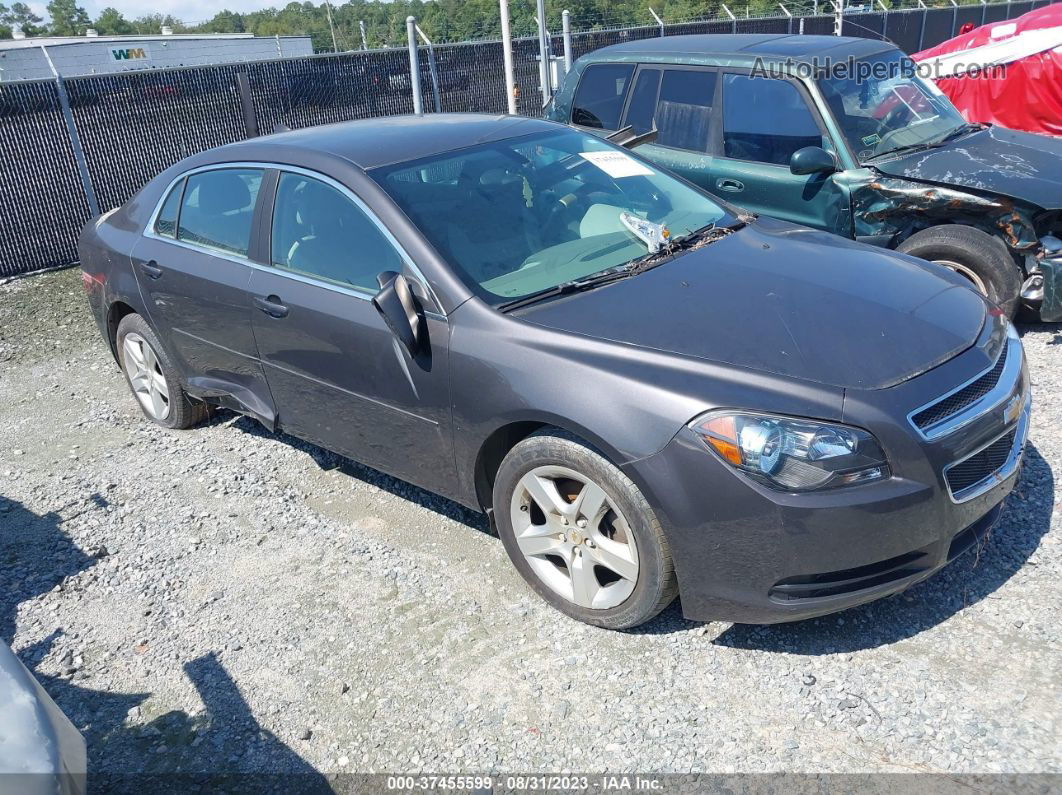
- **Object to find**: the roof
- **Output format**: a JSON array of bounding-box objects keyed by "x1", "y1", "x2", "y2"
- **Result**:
[
  {"x1": 210, "y1": 113, "x2": 561, "y2": 172},
  {"x1": 0, "y1": 34, "x2": 308, "y2": 51},
  {"x1": 585, "y1": 34, "x2": 895, "y2": 65}
]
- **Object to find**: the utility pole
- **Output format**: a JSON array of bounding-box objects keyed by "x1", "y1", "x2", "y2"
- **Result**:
[{"x1": 500, "y1": 0, "x2": 517, "y2": 114}]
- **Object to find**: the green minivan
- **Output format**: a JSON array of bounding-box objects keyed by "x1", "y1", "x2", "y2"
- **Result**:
[{"x1": 547, "y1": 34, "x2": 1062, "y2": 320}]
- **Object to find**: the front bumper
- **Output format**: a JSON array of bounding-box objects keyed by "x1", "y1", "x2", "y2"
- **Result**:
[{"x1": 627, "y1": 326, "x2": 1031, "y2": 625}]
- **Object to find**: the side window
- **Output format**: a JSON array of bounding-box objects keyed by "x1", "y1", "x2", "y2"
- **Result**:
[
  {"x1": 571, "y1": 63, "x2": 635, "y2": 130},
  {"x1": 271, "y1": 172, "x2": 403, "y2": 292},
  {"x1": 623, "y1": 68, "x2": 661, "y2": 135},
  {"x1": 722, "y1": 74, "x2": 824, "y2": 166},
  {"x1": 154, "y1": 179, "x2": 183, "y2": 238},
  {"x1": 655, "y1": 69, "x2": 716, "y2": 152},
  {"x1": 177, "y1": 169, "x2": 262, "y2": 257}
]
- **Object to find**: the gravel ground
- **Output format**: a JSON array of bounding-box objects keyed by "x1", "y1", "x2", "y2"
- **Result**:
[{"x1": 1, "y1": 268, "x2": 1060, "y2": 781}]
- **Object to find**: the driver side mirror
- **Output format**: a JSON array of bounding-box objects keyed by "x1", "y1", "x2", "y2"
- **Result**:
[
  {"x1": 373, "y1": 271, "x2": 423, "y2": 356},
  {"x1": 790, "y1": 146, "x2": 837, "y2": 176}
]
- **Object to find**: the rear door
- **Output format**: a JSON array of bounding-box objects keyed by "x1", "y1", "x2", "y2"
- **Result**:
[
  {"x1": 130, "y1": 166, "x2": 274, "y2": 423},
  {"x1": 623, "y1": 65, "x2": 719, "y2": 194},
  {"x1": 710, "y1": 72, "x2": 851, "y2": 234},
  {"x1": 247, "y1": 168, "x2": 456, "y2": 498}
]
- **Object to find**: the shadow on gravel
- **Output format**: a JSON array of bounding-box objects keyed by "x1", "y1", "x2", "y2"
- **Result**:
[
  {"x1": 1, "y1": 495, "x2": 95, "y2": 645},
  {"x1": 709, "y1": 442, "x2": 1053, "y2": 654},
  {"x1": 2, "y1": 495, "x2": 330, "y2": 793},
  {"x1": 228, "y1": 413, "x2": 490, "y2": 534}
]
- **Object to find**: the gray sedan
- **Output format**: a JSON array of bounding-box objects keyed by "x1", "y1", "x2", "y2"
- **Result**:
[{"x1": 79, "y1": 114, "x2": 1029, "y2": 628}]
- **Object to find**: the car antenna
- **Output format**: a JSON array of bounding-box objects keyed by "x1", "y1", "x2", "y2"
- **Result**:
[{"x1": 606, "y1": 125, "x2": 658, "y2": 149}]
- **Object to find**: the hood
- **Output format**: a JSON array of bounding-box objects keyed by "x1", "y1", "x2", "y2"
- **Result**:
[
  {"x1": 517, "y1": 218, "x2": 987, "y2": 391},
  {"x1": 872, "y1": 125, "x2": 1062, "y2": 210}
]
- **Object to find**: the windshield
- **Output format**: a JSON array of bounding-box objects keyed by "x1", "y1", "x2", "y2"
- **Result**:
[
  {"x1": 370, "y1": 129, "x2": 731, "y2": 304},
  {"x1": 818, "y1": 51, "x2": 969, "y2": 163}
]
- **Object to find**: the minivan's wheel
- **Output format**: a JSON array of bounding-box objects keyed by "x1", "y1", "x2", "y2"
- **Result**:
[
  {"x1": 897, "y1": 225, "x2": 1022, "y2": 317},
  {"x1": 493, "y1": 430, "x2": 677, "y2": 629},
  {"x1": 116, "y1": 313, "x2": 209, "y2": 430}
]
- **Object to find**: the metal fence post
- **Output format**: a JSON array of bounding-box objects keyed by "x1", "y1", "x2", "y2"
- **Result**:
[
  {"x1": 235, "y1": 71, "x2": 259, "y2": 138},
  {"x1": 416, "y1": 24, "x2": 443, "y2": 113},
  {"x1": 39, "y1": 45, "x2": 99, "y2": 217},
  {"x1": 360, "y1": 20, "x2": 368, "y2": 50},
  {"x1": 406, "y1": 16, "x2": 423, "y2": 115},
  {"x1": 649, "y1": 7, "x2": 665, "y2": 37},
  {"x1": 722, "y1": 4, "x2": 737, "y2": 33},
  {"x1": 918, "y1": 7, "x2": 927, "y2": 52},
  {"x1": 950, "y1": 0, "x2": 958, "y2": 37},
  {"x1": 779, "y1": 3, "x2": 792, "y2": 34},
  {"x1": 562, "y1": 10, "x2": 573, "y2": 73},
  {"x1": 500, "y1": 0, "x2": 517, "y2": 115},
  {"x1": 536, "y1": 0, "x2": 551, "y2": 105}
]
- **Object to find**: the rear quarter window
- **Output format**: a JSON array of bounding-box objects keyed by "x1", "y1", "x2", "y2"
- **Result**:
[
  {"x1": 571, "y1": 63, "x2": 635, "y2": 130},
  {"x1": 153, "y1": 179, "x2": 183, "y2": 238}
]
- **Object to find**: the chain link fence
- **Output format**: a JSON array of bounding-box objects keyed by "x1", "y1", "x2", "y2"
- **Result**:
[{"x1": 0, "y1": 0, "x2": 1054, "y2": 277}]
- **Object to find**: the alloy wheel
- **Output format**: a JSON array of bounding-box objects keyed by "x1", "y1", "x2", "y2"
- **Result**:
[
  {"x1": 509, "y1": 465, "x2": 639, "y2": 610},
  {"x1": 935, "y1": 258, "x2": 988, "y2": 296},
  {"x1": 122, "y1": 332, "x2": 171, "y2": 420}
]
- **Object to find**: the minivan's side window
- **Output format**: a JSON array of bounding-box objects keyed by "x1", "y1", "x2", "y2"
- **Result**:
[
  {"x1": 571, "y1": 64, "x2": 635, "y2": 130},
  {"x1": 722, "y1": 74, "x2": 823, "y2": 166},
  {"x1": 271, "y1": 172, "x2": 403, "y2": 292},
  {"x1": 154, "y1": 179, "x2": 183, "y2": 238},
  {"x1": 177, "y1": 169, "x2": 262, "y2": 257},
  {"x1": 624, "y1": 69, "x2": 661, "y2": 135},
  {"x1": 655, "y1": 69, "x2": 716, "y2": 152}
]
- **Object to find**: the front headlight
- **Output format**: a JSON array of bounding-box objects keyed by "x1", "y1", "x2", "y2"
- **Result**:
[{"x1": 690, "y1": 411, "x2": 889, "y2": 492}]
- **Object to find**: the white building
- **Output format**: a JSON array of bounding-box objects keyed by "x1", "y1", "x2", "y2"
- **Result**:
[{"x1": 0, "y1": 31, "x2": 314, "y2": 82}]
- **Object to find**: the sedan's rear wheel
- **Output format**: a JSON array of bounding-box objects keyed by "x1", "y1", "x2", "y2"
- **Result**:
[
  {"x1": 116, "y1": 313, "x2": 209, "y2": 430},
  {"x1": 493, "y1": 430, "x2": 677, "y2": 629}
]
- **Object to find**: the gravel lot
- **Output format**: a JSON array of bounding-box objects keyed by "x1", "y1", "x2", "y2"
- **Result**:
[{"x1": 1, "y1": 268, "x2": 1060, "y2": 782}]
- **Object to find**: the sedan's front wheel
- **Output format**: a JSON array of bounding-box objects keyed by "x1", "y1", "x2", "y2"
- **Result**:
[
  {"x1": 116, "y1": 313, "x2": 209, "y2": 430},
  {"x1": 493, "y1": 430, "x2": 677, "y2": 629}
]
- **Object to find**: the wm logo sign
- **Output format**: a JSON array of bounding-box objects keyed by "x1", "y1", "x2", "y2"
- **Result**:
[{"x1": 111, "y1": 47, "x2": 148, "y2": 61}]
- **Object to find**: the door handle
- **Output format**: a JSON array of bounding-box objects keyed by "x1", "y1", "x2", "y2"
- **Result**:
[
  {"x1": 716, "y1": 178, "x2": 744, "y2": 192},
  {"x1": 139, "y1": 260, "x2": 163, "y2": 279},
  {"x1": 254, "y1": 295, "x2": 289, "y2": 319}
]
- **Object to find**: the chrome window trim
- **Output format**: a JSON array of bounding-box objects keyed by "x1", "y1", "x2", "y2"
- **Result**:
[
  {"x1": 142, "y1": 161, "x2": 444, "y2": 315},
  {"x1": 944, "y1": 392, "x2": 1030, "y2": 504},
  {"x1": 907, "y1": 323, "x2": 1023, "y2": 441}
]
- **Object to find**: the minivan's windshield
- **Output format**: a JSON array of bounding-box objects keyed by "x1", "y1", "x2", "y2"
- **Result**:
[
  {"x1": 371, "y1": 129, "x2": 731, "y2": 303},
  {"x1": 818, "y1": 50, "x2": 970, "y2": 163}
]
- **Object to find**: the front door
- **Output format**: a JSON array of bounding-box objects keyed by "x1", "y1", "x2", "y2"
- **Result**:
[
  {"x1": 709, "y1": 72, "x2": 851, "y2": 235},
  {"x1": 130, "y1": 167, "x2": 274, "y2": 422},
  {"x1": 248, "y1": 170, "x2": 456, "y2": 499}
]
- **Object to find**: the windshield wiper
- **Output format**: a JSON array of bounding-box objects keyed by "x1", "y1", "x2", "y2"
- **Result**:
[
  {"x1": 498, "y1": 268, "x2": 634, "y2": 312},
  {"x1": 863, "y1": 123, "x2": 982, "y2": 164},
  {"x1": 498, "y1": 219, "x2": 749, "y2": 313}
]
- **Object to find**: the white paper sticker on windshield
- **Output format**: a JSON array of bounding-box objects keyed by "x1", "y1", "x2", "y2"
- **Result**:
[{"x1": 580, "y1": 151, "x2": 654, "y2": 178}]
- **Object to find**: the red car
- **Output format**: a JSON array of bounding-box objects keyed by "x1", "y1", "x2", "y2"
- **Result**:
[{"x1": 913, "y1": 4, "x2": 1062, "y2": 136}]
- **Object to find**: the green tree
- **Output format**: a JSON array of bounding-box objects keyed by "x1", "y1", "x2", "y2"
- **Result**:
[
  {"x1": 46, "y1": 0, "x2": 90, "y2": 35},
  {"x1": 94, "y1": 6, "x2": 134, "y2": 35},
  {"x1": 0, "y1": 1, "x2": 46, "y2": 37}
]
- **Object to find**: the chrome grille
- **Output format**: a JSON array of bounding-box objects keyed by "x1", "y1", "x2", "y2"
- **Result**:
[
  {"x1": 945, "y1": 428, "x2": 1017, "y2": 496},
  {"x1": 913, "y1": 344, "x2": 1008, "y2": 432}
]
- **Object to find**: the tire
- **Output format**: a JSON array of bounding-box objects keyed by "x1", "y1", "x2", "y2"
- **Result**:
[
  {"x1": 493, "y1": 430, "x2": 678, "y2": 629},
  {"x1": 115, "y1": 313, "x2": 210, "y2": 430},
  {"x1": 897, "y1": 225, "x2": 1023, "y2": 318}
]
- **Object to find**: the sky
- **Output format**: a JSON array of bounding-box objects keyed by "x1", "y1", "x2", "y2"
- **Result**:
[{"x1": 49, "y1": 0, "x2": 288, "y2": 26}]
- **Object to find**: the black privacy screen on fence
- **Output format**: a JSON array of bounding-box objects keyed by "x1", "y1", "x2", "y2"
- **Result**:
[{"x1": 0, "y1": 0, "x2": 1054, "y2": 277}]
